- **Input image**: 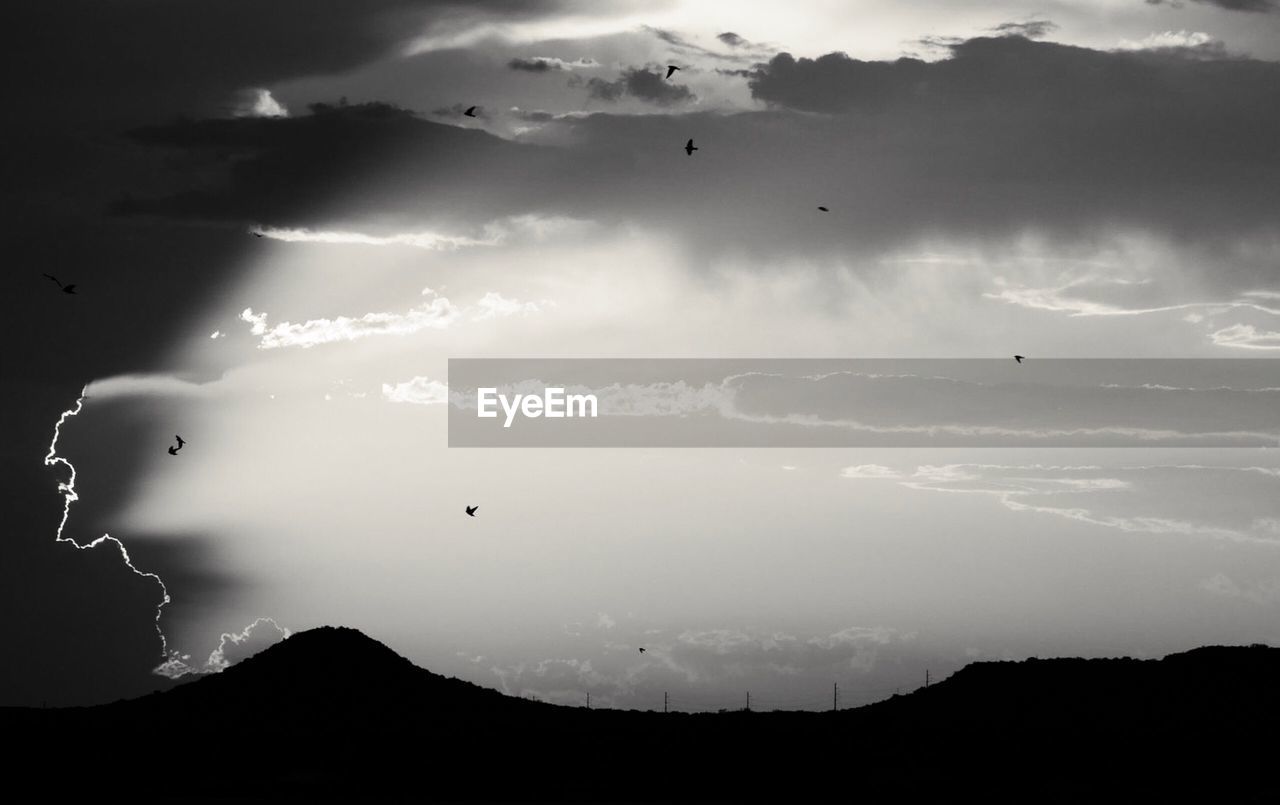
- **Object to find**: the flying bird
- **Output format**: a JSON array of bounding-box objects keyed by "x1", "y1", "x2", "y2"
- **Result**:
[
  {"x1": 1014, "y1": 355, "x2": 1026, "y2": 364},
  {"x1": 43, "y1": 274, "x2": 77, "y2": 293},
  {"x1": 665, "y1": 65, "x2": 680, "y2": 79},
  {"x1": 464, "y1": 106, "x2": 478, "y2": 117},
  {"x1": 817, "y1": 206, "x2": 829, "y2": 212},
  {"x1": 252, "y1": 231, "x2": 263, "y2": 238},
  {"x1": 465, "y1": 505, "x2": 478, "y2": 517},
  {"x1": 175, "y1": 435, "x2": 186, "y2": 449},
  {"x1": 167, "y1": 446, "x2": 179, "y2": 456},
  {"x1": 684, "y1": 138, "x2": 698, "y2": 156},
  {"x1": 638, "y1": 647, "x2": 646, "y2": 654}
]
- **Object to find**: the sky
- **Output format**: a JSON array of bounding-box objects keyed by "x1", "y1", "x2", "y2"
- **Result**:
[{"x1": 2, "y1": 0, "x2": 1280, "y2": 709}]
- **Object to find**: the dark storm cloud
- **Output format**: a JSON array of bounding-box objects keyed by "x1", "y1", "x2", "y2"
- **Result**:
[
  {"x1": 510, "y1": 56, "x2": 563, "y2": 72},
  {"x1": 584, "y1": 76, "x2": 627, "y2": 101},
  {"x1": 117, "y1": 101, "x2": 562, "y2": 228},
  {"x1": 508, "y1": 56, "x2": 597, "y2": 72},
  {"x1": 1146, "y1": 0, "x2": 1279, "y2": 12},
  {"x1": 989, "y1": 19, "x2": 1059, "y2": 38},
  {"x1": 118, "y1": 36, "x2": 1280, "y2": 272},
  {"x1": 584, "y1": 67, "x2": 697, "y2": 105},
  {"x1": 2, "y1": 0, "x2": 574, "y2": 125},
  {"x1": 731, "y1": 37, "x2": 1280, "y2": 258}
]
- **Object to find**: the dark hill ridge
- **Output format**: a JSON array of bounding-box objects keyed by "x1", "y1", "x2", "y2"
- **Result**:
[
  {"x1": 122, "y1": 626, "x2": 549, "y2": 726},
  {"x1": 5, "y1": 628, "x2": 1279, "y2": 800}
]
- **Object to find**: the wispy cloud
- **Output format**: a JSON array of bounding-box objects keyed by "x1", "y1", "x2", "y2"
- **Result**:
[
  {"x1": 985, "y1": 280, "x2": 1280, "y2": 319},
  {"x1": 84, "y1": 373, "x2": 212, "y2": 400},
  {"x1": 1210, "y1": 324, "x2": 1280, "y2": 350},
  {"x1": 841, "y1": 463, "x2": 1280, "y2": 545},
  {"x1": 248, "y1": 226, "x2": 495, "y2": 250},
  {"x1": 382, "y1": 376, "x2": 449, "y2": 405},
  {"x1": 155, "y1": 616, "x2": 291, "y2": 678},
  {"x1": 242, "y1": 284, "x2": 550, "y2": 349},
  {"x1": 249, "y1": 215, "x2": 592, "y2": 251},
  {"x1": 839, "y1": 464, "x2": 902, "y2": 479},
  {"x1": 1199, "y1": 572, "x2": 1280, "y2": 604},
  {"x1": 473, "y1": 291, "x2": 544, "y2": 321},
  {"x1": 240, "y1": 288, "x2": 460, "y2": 349},
  {"x1": 1118, "y1": 30, "x2": 1220, "y2": 51}
]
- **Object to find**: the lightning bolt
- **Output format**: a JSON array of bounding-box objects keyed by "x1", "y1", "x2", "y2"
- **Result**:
[
  {"x1": 44, "y1": 388, "x2": 178, "y2": 668},
  {"x1": 46, "y1": 388, "x2": 291, "y2": 679}
]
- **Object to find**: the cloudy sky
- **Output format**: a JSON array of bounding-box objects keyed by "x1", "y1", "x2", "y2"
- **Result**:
[{"x1": 3, "y1": 0, "x2": 1280, "y2": 709}]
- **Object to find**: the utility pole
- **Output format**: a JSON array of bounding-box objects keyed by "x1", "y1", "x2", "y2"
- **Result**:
[
  {"x1": 664, "y1": 692, "x2": 669, "y2": 714},
  {"x1": 586, "y1": 692, "x2": 590, "y2": 709},
  {"x1": 925, "y1": 669, "x2": 930, "y2": 689},
  {"x1": 833, "y1": 682, "x2": 838, "y2": 712},
  {"x1": 746, "y1": 692, "x2": 751, "y2": 712}
]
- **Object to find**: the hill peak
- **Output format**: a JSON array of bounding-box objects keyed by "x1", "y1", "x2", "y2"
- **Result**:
[{"x1": 212, "y1": 625, "x2": 419, "y2": 682}]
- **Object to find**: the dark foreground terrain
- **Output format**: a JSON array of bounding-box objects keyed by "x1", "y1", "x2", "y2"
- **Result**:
[{"x1": 4, "y1": 627, "x2": 1278, "y2": 801}]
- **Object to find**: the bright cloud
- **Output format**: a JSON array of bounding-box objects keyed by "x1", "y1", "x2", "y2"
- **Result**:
[
  {"x1": 473, "y1": 291, "x2": 544, "y2": 320},
  {"x1": 249, "y1": 227, "x2": 496, "y2": 250},
  {"x1": 1210, "y1": 324, "x2": 1280, "y2": 350},
  {"x1": 382, "y1": 376, "x2": 450, "y2": 405},
  {"x1": 233, "y1": 87, "x2": 289, "y2": 118},
  {"x1": 840, "y1": 464, "x2": 903, "y2": 479},
  {"x1": 240, "y1": 288, "x2": 461, "y2": 349}
]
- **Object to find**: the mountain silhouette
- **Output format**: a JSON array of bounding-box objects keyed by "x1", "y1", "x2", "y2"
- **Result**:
[{"x1": 3, "y1": 627, "x2": 1276, "y2": 800}]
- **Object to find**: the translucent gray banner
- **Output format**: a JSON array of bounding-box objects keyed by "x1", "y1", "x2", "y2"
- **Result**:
[{"x1": 446, "y1": 359, "x2": 1280, "y2": 447}]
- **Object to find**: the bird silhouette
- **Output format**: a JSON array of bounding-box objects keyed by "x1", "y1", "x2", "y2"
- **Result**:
[
  {"x1": 684, "y1": 138, "x2": 698, "y2": 156},
  {"x1": 43, "y1": 274, "x2": 77, "y2": 293},
  {"x1": 175, "y1": 435, "x2": 186, "y2": 449},
  {"x1": 638, "y1": 647, "x2": 646, "y2": 653},
  {"x1": 253, "y1": 231, "x2": 263, "y2": 238},
  {"x1": 665, "y1": 65, "x2": 680, "y2": 79},
  {"x1": 818, "y1": 206, "x2": 829, "y2": 212},
  {"x1": 167, "y1": 446, "x2": 179, "y2": 456},
  {"x1": 465, "y1": 505, "x2": 478, "y2": 517},
  {"x1": 464, "y1": 106, "x2": 478, "y2": 117},
  {"x1": 1014, "y1": 355, "x2": 1026, "y2": 364}
]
